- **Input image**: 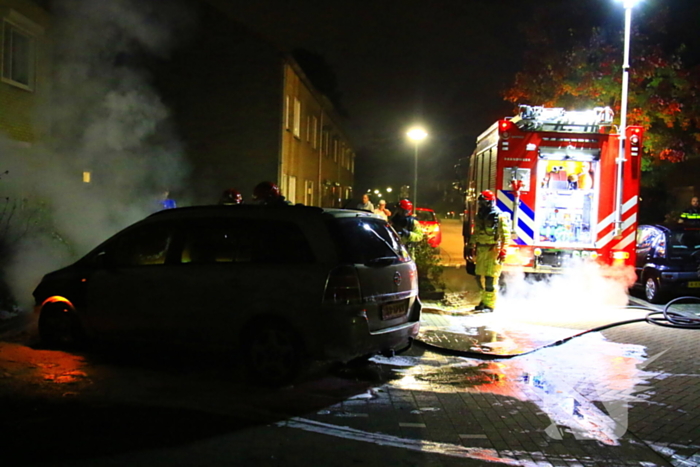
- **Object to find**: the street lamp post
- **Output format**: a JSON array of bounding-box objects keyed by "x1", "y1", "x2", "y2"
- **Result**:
[
  {"x1": 614, "y1": 0, "x2": 640, "y2": 236},
  {"x1": 406, "y1": 127, "x2": 427, "y2": 209}
]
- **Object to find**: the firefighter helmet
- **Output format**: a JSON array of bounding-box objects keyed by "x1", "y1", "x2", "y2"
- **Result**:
[
  {"x1": 398, "y1": 198, "x2": 413, "y2": 213},
  {"x1": 219, "y1": 188, "x2": 242, "y2": 205},
  {"x1": 478, "y1": 190, "x2": 496, "y2": 202},
  {"x1": 253, "y1": 181, "x2": 280, "y2": 201}
]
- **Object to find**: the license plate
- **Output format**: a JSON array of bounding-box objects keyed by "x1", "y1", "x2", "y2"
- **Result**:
[
  {"x1": 381, "y1": 300, "x2": 408, "y2": 320},
  {"x1": 688, "y1": 281, "x2": 700, "y2": 288}
]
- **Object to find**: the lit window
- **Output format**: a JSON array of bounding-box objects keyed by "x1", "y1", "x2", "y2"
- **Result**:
[
  {"x1": 305, "y1": 180, "x2": 314, "y2": 206},
  {"x1": 82, "y1": 171, "x2": 91, "y2": 183},
  {"x1": 288, "y1": 175, "x2": 297, "y2": 204},
  {"x1": 293, "y1": 98, "x2": 301, "y2": 138},
  {"x1": 284, "y1": 96, "x2": 290, "y2": 130},
  {"x1": 2, "y1": 19, "x2": 36, "y2": 90}
]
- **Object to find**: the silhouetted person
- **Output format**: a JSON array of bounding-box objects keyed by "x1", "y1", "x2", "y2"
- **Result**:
[{"x1": 679, "y1": 196, "x2": 700, "y2": 225}]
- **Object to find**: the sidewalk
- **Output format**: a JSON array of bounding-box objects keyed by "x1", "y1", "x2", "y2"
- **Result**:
[{"x1": 406, "y1": 299, "x2": 700, "y2": 466}]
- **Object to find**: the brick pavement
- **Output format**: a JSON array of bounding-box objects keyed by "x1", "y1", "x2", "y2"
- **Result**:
[{"x1": 284, "y1": 305, "x2": 700, "y2": 466}]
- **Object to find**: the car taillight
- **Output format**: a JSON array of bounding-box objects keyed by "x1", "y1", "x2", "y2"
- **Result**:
[{"x1": 323, "y1": 265, "x2": 362, "y2": 304}]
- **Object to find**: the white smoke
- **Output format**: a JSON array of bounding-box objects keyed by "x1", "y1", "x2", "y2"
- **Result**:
[
  {"x1": 0, "y1": 0, "x2": 194, "y2": 310},
  {"x1": 497, "y1": 261, "x2": 637, "y2": 320}
]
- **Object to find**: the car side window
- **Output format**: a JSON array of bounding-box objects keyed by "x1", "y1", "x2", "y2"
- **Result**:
[
  {"x1": 180, "y1": 219, "x2": 314, "y2": 265},
  {"x1": 181, "y1": 223, "x2": 250, "y2": 263},
  {"x1": 110, "y1": 225, "x2": 172, "y2": 266},
  {"x1": 251, "y1": 220, "x2": 315, "y2": 264}
]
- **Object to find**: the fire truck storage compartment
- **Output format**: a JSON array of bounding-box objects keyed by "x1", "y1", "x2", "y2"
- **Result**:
[{"x1": 535, "y1": 159, "x2": 599, "y2": 247}]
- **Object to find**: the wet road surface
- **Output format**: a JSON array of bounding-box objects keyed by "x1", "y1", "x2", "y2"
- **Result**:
[{"x1": 2, "y1": 309, "x2": 699, "y2": 466}]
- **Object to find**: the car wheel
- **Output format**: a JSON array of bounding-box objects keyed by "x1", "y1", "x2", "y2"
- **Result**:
[
  {"x1": 243, "y1": 324, "x2": 303, "y2": 386},
  {"x1": 644, "y1": 275, "x2": 664, "y2": 304},
  {"x1": 38, "y1": 305, "x2": 83, "y2": 348}
]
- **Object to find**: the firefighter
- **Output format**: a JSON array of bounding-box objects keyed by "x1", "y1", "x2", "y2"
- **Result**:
[
  {"x1": 467, "y1": 190, "x2": 511, "y2": 312},
  {"x1": 218, "y1": 188, "x2": 243, "y2": 205},
  {"x1": 252, "y1": 181, "x2": 291, "y2": 206},
  {"x1": 390, "y1": 199, "x2": 424, "y2": 246}
]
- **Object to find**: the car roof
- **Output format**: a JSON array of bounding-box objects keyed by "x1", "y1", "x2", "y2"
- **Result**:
[
  {"x1": 640, "y1": 224, "x2": 700, "y2": 234},
  {"x1": 415, "y1": 207, "x2": 435, "y2": 212},
  {"x1": 146, "y1": 205, "x2": 382, "y2": 222}
]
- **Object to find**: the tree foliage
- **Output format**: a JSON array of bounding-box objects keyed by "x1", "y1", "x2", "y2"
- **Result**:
[{"x1": 503, "y1": 12, "x2": 700, "y2": 173}]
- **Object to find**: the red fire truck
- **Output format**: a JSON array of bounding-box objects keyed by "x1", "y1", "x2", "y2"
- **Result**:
[{"x1": 463, "y1": 105, "x2": 644, "y2": 275}]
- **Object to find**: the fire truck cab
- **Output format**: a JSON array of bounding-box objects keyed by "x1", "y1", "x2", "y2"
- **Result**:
[{"x1": 463, "y1": 105, "x2": 644, "y2": 275}]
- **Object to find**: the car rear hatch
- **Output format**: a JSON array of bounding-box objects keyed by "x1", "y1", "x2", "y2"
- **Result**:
[{"x1": 326, "y1": 216, "x2": 419, "y2": 331}]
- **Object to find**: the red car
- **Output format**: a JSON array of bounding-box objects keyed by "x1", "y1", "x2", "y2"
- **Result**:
[{"x1": 415, "y1": 207, "x2": 442, "y2": 248}]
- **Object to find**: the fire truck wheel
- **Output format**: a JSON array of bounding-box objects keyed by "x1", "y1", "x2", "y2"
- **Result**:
[{"x1": 644, "y1": 275, "x2": 664, "y2": 304}]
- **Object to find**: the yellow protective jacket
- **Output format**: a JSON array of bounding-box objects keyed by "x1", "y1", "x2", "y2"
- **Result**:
[{"x1": 470, "y1": 209, "x2": 511, "y2": 277}]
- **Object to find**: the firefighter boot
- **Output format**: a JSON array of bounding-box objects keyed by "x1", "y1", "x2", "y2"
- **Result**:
[{"x1": 481, "y1": 290, "x2": 497, "y2": 313}]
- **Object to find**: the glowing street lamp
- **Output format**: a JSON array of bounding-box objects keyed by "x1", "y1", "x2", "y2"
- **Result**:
[
  {"x1": 406, "y1": 127, "x2": 428, "y2": 208},
  {"x1": 613, "y1": 0, "x2": 641, "y2": 236}
]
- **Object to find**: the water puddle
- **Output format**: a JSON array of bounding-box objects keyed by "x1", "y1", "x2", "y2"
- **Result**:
[
  {"x1": 391, "y1": 332, "x2": 660, "y2": 446},
  {"x1": 0, "y1": 342, "x2": 88, "y2": 386}
]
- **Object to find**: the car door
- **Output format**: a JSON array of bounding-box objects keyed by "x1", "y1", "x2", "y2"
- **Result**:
[
  {"x1": 162, "y1": 217, "x2": 323, "y2": 346},
  {"x1": 84, "y1": 222, "x2": 181, "y2": 342}
]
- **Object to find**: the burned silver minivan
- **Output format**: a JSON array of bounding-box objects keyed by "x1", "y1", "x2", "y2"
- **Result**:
[{"x1": 33, "y1": 205, "x2": 421, "y2": 384}]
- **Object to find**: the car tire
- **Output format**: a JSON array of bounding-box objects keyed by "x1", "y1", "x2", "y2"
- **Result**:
[
  {"x1": 243, "y1": 323, "x2": 303, "y2": 386},
  {"x1": 38, "y1": 305, "x2": 84, "y2": 348},
  {"x1": 644, "y1": 275, "x2": 664, "y2": 304}
]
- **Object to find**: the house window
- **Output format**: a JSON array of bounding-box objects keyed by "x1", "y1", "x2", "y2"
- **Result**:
[
  {"x1": 82, "y1": 171, "x2": 91, "y2": 183},
  {"x1": 2, "y1": 19, "x2": 36, "y2": 90},
  {"x1": 284, "y1": 96, "x2": 290, "y2": 130},
  {"x1": 281, "y1": 173, "x2": 289, "y2": 198},
  {"x1": 305, "y1": 180, "x2": 314, "y2": 206},
  {"x1": 288, "y1": 175, "x2": 297, "y2": 204},
  {"x1": 312, "y1": 116, "x2": 318, "y2": 149},
  {"x1": 293, "y1": 98, "x2": 301, "y2": 138}
]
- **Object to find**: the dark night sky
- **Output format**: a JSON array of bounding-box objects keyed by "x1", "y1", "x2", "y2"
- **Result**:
[{"x1": 214, "y1": 0, "x2": 699, "y2": 203}]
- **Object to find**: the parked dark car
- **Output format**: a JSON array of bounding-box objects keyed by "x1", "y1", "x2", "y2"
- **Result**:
[
  {"x1": 634, "y1": 224, "x2": 700, "y2": 303},
  {"x1": 33, "y1": 205, "x2": 421, "y2": 384},
  {"x1": 415, "y1": 207, "x2": 442, "y2": 249}
]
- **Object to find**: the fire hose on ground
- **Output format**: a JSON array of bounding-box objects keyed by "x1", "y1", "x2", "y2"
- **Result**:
[{"x1": 413, "y1": 296, "x2": 700, "y2": 360}]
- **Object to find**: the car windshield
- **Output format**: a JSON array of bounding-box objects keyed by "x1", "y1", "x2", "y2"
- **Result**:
[
  {"x1": 668, "y1": 229, "x2": 700, "y2": 251},
  {"x1": 329, "y1": 217, "x2": 410, "y2": 264},
  {"x1": 415, "y1": 210, "x2": 436, "y2": 222}
]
